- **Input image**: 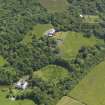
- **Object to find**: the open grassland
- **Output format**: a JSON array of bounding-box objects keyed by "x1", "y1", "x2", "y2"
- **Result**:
[
  {"x1": 33, "y1": 65, "x2": 70, "y2": 84},
  {"x1": 54, "y1": 32, "x2": 104, "y2": 59},
  {"x1": 39, "y1": 0, "x2": 69, "y2": 13},
  {"x1": 56, "y1": 96, "x2": 85, "y2": 105},
  {"x1": 23, "y1": 24, "x2": 53, "y2": 44},
  {"x1": 69, "y1": 61, "x2": 105, "y2": 105},
  {"x1": 0, "y1": 87, "x2": 35, "y2": 105}
]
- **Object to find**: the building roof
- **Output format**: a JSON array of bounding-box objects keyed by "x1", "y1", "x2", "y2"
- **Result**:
[
  {"x1": 44, "y1": 28, "x2": 56, "y2": 36},
  {"x1": 15, "y1": 80, "x2": 28, "y2": 89}
]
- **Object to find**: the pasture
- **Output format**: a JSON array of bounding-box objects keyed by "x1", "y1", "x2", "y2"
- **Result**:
[
  {"x1": 69, "y1": 61, "x2": 105, "y2": 105},
  {"x1": 33, "y1": 65, "x2": 70, "y2": 84},
  {"x1": 54, "y1": 31, "x2": 104, "y2": 59},
  {"x1": 56, "y1": 96, "x2": 85, "y2": 105},
  {"x1": 39, "y1": 0, "x2": 69, "y2": 13}
]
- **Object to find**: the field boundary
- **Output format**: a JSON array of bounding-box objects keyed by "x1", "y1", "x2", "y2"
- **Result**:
[
  {"x1": 69, "y1": 96, "x2": 88, "y2": 105},
  {"x1": 57, "y1": 96, "x2": 86, "y2": 105}
]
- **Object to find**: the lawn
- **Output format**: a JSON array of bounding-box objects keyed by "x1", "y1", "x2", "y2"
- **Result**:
[
  {"x1": 33, "y1": 24, "x2": 53, "y2": 38},
  {"x1": 39, "y1": 0, "x2": 69, "y2": 13},
  {"x1": 54, "y1": 31, "x2": 104, "y2": 59},
  {"x1": 22, "y1": 24, "x2": 53, "y2": 45},
  {"x1": 0, "y1": 86, "x2": 35, "y2": 105},
  {"x1": 56, "y1": 96, "x2": 85, "y2": 105},
  {"x1": 33, "y1": 65, "x2": 70, "y2": 84},
  {"x1": 69, "y1": 61, "x2": 105, "y2": 105}
]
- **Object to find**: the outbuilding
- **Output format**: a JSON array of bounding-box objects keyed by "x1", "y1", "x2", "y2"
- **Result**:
[
  {"x1": 15, "y1": 80, "x2": 28, "y2": 90},
  {"x1": 44, "y1": 28, "x2": 56, "y2": 36}
]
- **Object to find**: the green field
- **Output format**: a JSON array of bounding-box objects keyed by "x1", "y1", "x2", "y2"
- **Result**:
[
  {"x1": 39, "y1": 0, "x2": 69, "y2": 13},
  {"x1": 56, "y1": 96, "x2": 85, "y2": 105},
  {"x1": 55, "y1": 32, "x2": 104, "y2": 59},
  {"x1": 69, "y1": 61, "x2": 105, "y2": 105},
  {"x1": 33, "y1": 24, "x2": 53, "y2": 37},
  {"x1": 23, "y1": 24, "x2": 53, "y2": 44},
  {"x1": 0, "y1": 87, "x2": 35, "y2": 105},
  {"x1": 33, "y1": 65, "x2": 70, "y2": 84}
]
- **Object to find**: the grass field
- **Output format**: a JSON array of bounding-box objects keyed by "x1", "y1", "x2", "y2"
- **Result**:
[
  {"x1": 33, "y1": 24, "x2": 53, "y2": 38},
  {"x1": 39, "y1": 0, "x2": 69, "y2": 13},
  {"x1": 0, "y1": 86, "x2": 35, "y2": 105},
  {"x1": 33, "y1": 65, "x2": 70, "y2": 84},
  {"x1": 54, "y1": 31, "x2": 104, "y2": 59},
  {"x1": 69, "y1": 61, "x2": 105, "y2": 105},
  {"x1": 23, "y1": 24, "x2": 53, "y2": 44},
  {"x1": 56, "y1": 96, "x2": 85, "y2": 105}
]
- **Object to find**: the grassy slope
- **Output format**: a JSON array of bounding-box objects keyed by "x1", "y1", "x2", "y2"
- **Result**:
[
  {"x1": 54, "y1": 32, "x2": 104, "y2": 59},
  {"x1": 56, "y1": 96, "x2": 85, "y2": 105},
  {"x1": 39, "y1": 0, "x2": 69, "y2": 13},
  {"x1": 23, "y1": 24, "x2": 53, "y2": 44},
  {"x1": 69, "y1": 61, "x2": 105, "y2": 105},
  {"x1": 0, "y1": 87, "x2": 35, "y2": 105},
  {"x1": 33, "y1": 65, "x2": 70, "y2": 84}
]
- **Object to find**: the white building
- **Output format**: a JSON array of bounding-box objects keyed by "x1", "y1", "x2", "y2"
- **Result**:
[
  {"x1": 45, "y1": 28, "x2": 56, "y2": 36},
  {"x1": 22, "y1": 82, "x2": 28, "y2": 90},
  {"x1": 15, "y1": 80, "x2": 28, "y2": 90}
]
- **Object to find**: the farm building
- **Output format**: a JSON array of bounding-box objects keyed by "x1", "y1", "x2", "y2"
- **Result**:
[
  {"x1": 15, "y1": 80, "x2": 28, "y2": 90},
  {"x1": 45, "y1": 28, "x2": 56, "y2": 36}
]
